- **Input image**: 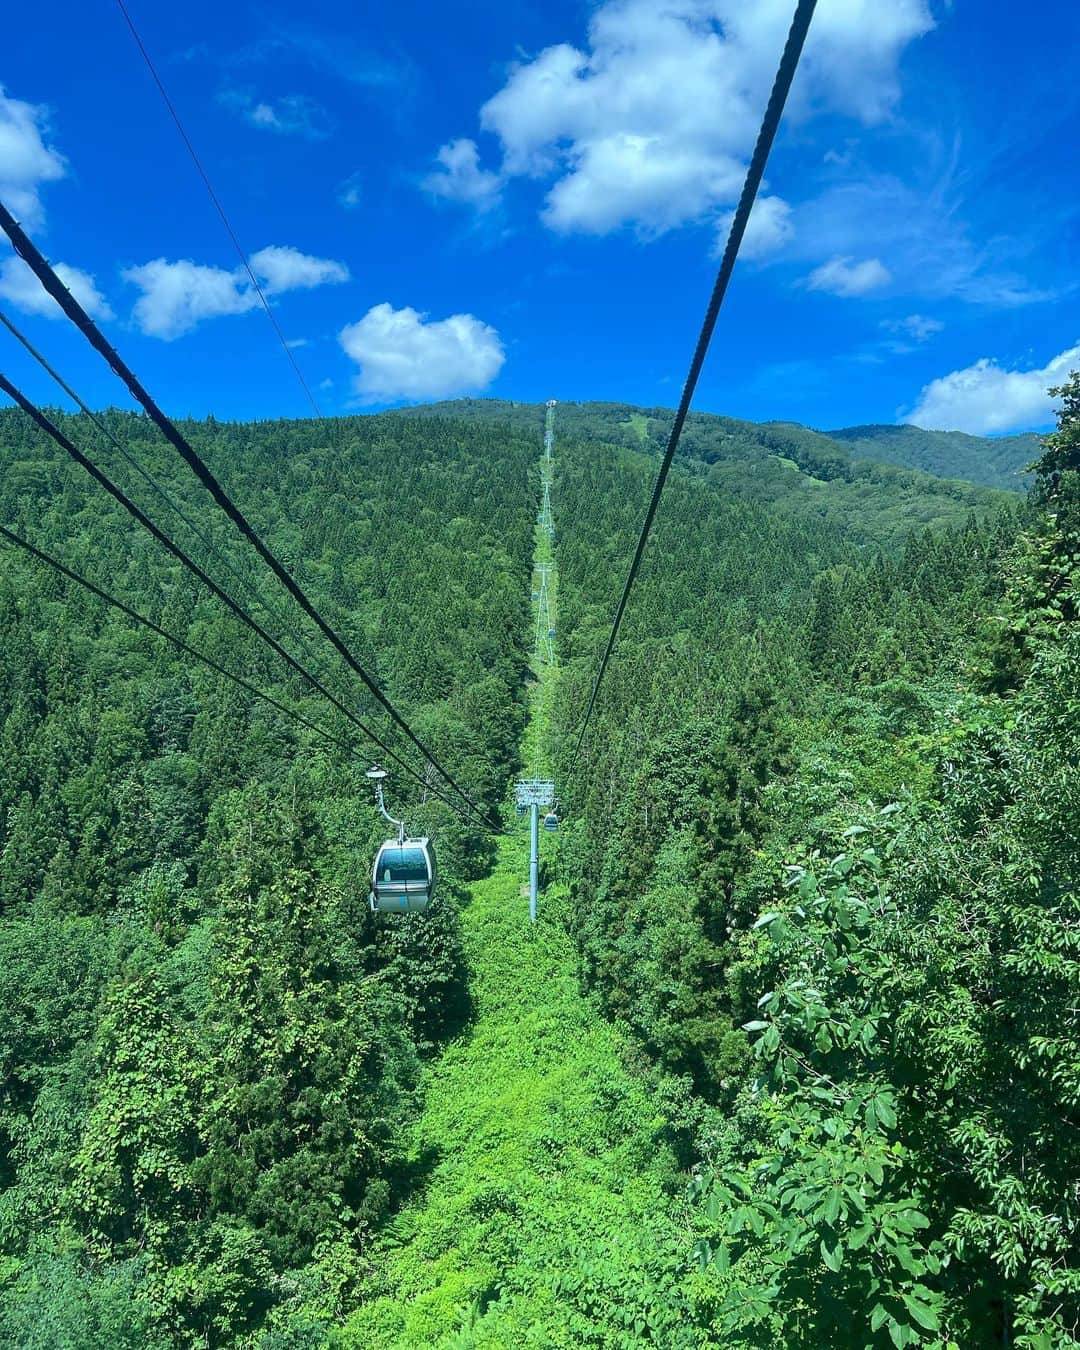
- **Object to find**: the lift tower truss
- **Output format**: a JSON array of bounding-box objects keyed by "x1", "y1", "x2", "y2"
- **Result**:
[{"x1": 514, "y1": 778, "x2": 555, "y2": 924}]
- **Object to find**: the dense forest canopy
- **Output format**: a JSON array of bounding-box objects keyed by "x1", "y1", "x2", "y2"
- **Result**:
[
  {"x1": 826, "y1": 423, "x2": 1040, "y2": 492},
  {"x1": 546, "y1": 377, "x2": 1079, "y2": 1347},
  {"x1": 0, "y1": 407, "x2": 538, "y2": 1343},
  {"x1": 404, "y1": 398, "x2": 1031, "y2": 501},
  {"x1": 0, "y1": 376, "x2": 1076, "y2": 1347}
]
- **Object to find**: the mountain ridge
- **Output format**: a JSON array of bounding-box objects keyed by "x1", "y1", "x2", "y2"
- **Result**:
[
  {"x1": 396, "y1": 398, "x2": 1018, "y2": 551},
  {"x1": 825, "y1": 421, "x2": 1040, "y2": 491},
  {"x1": 398, "y1": 398, "x2": 1036, "y2": 494}
]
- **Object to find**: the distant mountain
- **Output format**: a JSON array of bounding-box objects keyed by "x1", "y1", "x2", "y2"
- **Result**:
[
  {"x1": 825, "y1": 423, "x2": 1040, "y2": 492},
  {"x1": 400, "y1": 400, "x2": 1017, "y2": 551},
  {"x1": 407, "y1": 401, "x2": 1037, "y2": 495}
]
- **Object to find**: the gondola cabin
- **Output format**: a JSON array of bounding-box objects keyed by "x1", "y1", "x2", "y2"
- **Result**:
[
  {"x1": 370, "y1": 837, "x2": 436, "y2": 913},
  {"x1": 543, "y1": 812, "x2": 559, "y2": 832}
]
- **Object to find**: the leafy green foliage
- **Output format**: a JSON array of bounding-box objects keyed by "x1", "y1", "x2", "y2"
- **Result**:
[
  {"x1": 333, "y1": 832, "x2": 699, "y2": 1350},
  {"x1": 2, "y1": 376, "x2": 1077, "y2": 1346},
  {"x1": 0, "y1": 406, "x2": 539, "y2": 1342},
  {"x1": 553, "y1": 378, "x2": 1080, "y2": 1346}
]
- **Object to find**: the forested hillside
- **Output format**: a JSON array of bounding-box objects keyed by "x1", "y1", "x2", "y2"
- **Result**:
[
  {"x1": 552, "y1": 374, "x2": 1080, "y2": 1347},
  {"x1": 404, "y1": 399, "x2": 1021, "y2": 538},
  {"x1": 3, "y1": 0, "x2": 1076, "y2": 1341},
  {"x1": 827, "y1": 423, "x2": 1039, "y2": 491},
  {"x1": 0, "y1": 376, "x2": 1075, "y2": 1348},
  {"x1": 0, "y1": 408, "x2": 538, "y2": 1343}
]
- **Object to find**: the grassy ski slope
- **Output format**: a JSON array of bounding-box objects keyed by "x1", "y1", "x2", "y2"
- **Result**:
[{"x1": 340, "y1": 430, "x2": 701, "y2": 1349}]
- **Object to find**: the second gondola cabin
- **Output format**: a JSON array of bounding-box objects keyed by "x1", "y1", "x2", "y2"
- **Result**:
[{"x1": 370, "y1": 837, "x2": 437, "y2": 913}]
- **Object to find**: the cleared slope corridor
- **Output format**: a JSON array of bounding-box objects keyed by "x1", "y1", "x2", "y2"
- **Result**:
[{"x1": 340, "y1": 429, "x2": 700, "y2": 1348}]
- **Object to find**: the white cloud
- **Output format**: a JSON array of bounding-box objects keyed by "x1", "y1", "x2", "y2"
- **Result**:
[
  {"x1": 220, "y1": 89, "x2": 332, "y2": 140},
  {"x1": 338, "y1": 303, "x2": 505, "y2": 403},
  {"x1": 806, "y1": 254, "x2": 891, "y2": 297},
  {"x1": 0, "y1": 254, "x2": 112, "y2": 320},
  {"x1": 543, "y1": 134, "x2": 745, "y2": 235},
  {"x1": 338, "y1": 173, "x2": 362, "y2": 210},
  {"x1": 435, "y1": 0, "x2": 932, "y2": 237},
  {"x1": 884, "y1": 313, "x2": 943, "y2": 341},
  {"x1": 782, "y1": 170, "x2": 1058, "y2": 310},
  {"x1": 723, "y1": 0, "x2": 935, "y2": 125},
  {"x1": 124, "y1": 259, "x2": 260, "y2": 339},
  {"x1": 714, "y1": 194, "x2": 793, "y2": 259},
  {"x1": 422, "y1": 138, "x2": 502, "y2": 211},
  {"x1": 907, "y1": 344, "x2": 1079, "y2": 435},
  {"x1": 0, "y1": 86, "x2": 67, "y2": 229},
  {"x1": 124, "y1": 246, "x2": 349, "y2": 339},
  {"x1": 248, "y1": 244, "x2": 349, "y2": 291}
]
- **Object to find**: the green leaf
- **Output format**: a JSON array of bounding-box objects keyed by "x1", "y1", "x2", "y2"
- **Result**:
[
  {"x1": 902, "y1": 1294, "x2": 940, "y2": 1331},
  {"x1": 753, "y1": 911, "x2": 780, "y2": 929},
  {"x1": 742, "y1": 1020, "x2": 769, "y2": 1032},
  {"x1": 892, "y1": 1209, "x2": 930, "y2": 1235},
  {"x1": 849, "y1": 1221, "x2": 874, "y2": 1250},
  {"x1": 870, "y1": 1303, "x2": 889, "y2": 1332},
  {"x1": 820, "y1": 1238, "x2": 843, "y2": 1272},
  {"x1": 823, "y1": 1186, "x2": 842, "y2": 1225},
  {"x1": 887, "y1": 1318, "x2": 918, "y2": 1348}
]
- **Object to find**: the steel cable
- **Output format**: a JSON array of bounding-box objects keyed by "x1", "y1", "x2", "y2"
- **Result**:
[
  {"x1": 570, "y1": 0, "x2": 818, "y2": 763},
  {"x1": 115, "y1": 0, "x2": 324, "y2": 419},
  {"x1": 0, "y1": 201, "x2": 496, "y2": 830},
  {"x1": 0, "y1": 372, "x2": 495, "y2": 830}
]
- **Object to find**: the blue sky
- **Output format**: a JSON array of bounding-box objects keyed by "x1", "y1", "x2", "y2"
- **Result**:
[{"x1": 1, "y1": 0, "x2": 1077, "y2": 433}]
